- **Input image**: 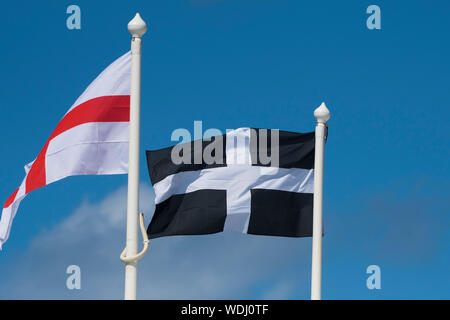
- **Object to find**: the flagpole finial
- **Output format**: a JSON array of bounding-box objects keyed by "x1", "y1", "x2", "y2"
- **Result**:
[
  {"x1": 128, "y1": 13, "x2": 147, "y2": 38},
  {"x1": 314, "y1": 102, "x2": 331, "y2": 124}
]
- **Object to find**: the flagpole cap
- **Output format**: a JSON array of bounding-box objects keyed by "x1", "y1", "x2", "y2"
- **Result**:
[
  {"x1": 128, "y1": 13, "x2": 147, "y2": 38},
  {"x1": 314, "y1": 102, "x2": 331, "y2": 123}
]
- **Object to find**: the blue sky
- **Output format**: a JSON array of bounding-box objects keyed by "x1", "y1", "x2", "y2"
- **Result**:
[{"x1": 0, "y1": 0, "x2": 449, "y2": 299}]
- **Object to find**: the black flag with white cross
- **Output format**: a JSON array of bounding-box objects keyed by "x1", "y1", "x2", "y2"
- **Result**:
[{"x1": 146, "y1": 128, "x2": 315, "y2": 239}]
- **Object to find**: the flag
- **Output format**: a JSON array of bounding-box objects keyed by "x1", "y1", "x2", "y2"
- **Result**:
[
  {"x1": 146, "y1": 128, "x2": 315, "y2": 238},
  {"x1": 0, "y1": 52, "x2": 131, "y2": 249}
]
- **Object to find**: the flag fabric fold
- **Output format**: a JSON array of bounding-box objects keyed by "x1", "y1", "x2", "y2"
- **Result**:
[
  {"x1": 0, "y1": 52, "x2": 131, "y2": 249},
  {"x1": 146, "y1": 128, "x2": 315, "y2": 239}
]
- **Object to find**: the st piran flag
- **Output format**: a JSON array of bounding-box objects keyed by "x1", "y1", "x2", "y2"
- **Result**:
[{"x1": 146, "y1": 128, "x2": 315, "y2": 239}]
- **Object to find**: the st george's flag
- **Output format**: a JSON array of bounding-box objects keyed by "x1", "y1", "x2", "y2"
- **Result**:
[
  {"x1": 146, "y1": 128, "x2": 315, "y2": 238},
  {"x1": 0, "y1": 52, "x2": 131, "y2": 249}
]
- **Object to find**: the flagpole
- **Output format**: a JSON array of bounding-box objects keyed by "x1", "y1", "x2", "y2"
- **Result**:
[
  {"x1": 124, "y1": 13, "x2": 147, "y2": 300},
  {"x1": 311, "y1": 102, "x2": 330, "y2": 300}
]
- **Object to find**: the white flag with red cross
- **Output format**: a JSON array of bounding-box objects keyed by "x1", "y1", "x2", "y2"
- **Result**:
[{"x1": 0, "y1": 52, "x2": 131, "y2": 249}]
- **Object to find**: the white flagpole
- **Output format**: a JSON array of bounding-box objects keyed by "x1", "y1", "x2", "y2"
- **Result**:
[
  {"x1": 124, "y1": 13, "x2": 147, "y2": 300},
  {"x1": 311, "y1": 102, "x2": 330, "y2": 300}
]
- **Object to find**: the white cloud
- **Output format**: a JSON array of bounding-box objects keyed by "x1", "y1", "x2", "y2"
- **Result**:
[
  {"x1": 261, "y1": 281, "x2": 295, "y2": 300},
  {"x1": 0, "y1": 183, "x2": 311, "y2": 299}
]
